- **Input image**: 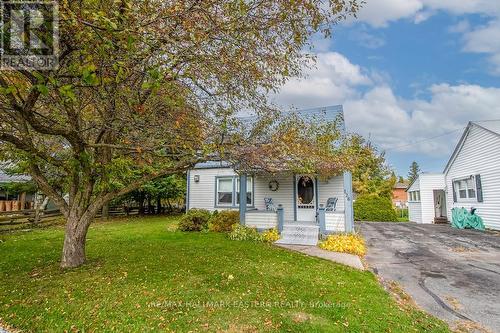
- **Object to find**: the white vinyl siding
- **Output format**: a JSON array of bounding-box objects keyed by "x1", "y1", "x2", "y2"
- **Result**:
[
  {"x1": 317, "y1": 176, "x2": 345, "y2": 212},
  {"x1": 325, "y1": 212, "x2": 345, "y2": 232},
  {"x1": 253, "y1": 174, "x2": 295, "y2": 221},
  {"x1": 445, "y1": 125, "x2": 500, "y2": 230},
  {"x1": 408, "y1": 202, "x2": 422, "y2": 224},
  {"x1": 245, "y1": 211, "x2": 278, "y2": 229},
  {"x1": 188, "y1": 168, "x2": 236, "y2": 211}
]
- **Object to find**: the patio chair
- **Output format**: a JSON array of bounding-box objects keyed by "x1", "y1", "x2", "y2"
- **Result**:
[
  {"x1": 264, "y1": 197, "x2": 277, "y2": 212},
  {"x1": 325, "y1": 197, "x2": 338, "y2": 212}
]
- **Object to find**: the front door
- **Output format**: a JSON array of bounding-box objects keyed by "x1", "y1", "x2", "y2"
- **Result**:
[{"x1": 296, "y1": 175, "x2": 316, "y2": 222}]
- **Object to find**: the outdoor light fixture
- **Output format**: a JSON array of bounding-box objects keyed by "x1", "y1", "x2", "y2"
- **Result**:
[{"x1": 194, "y1": 175, "x2": 200, "y2": 183}]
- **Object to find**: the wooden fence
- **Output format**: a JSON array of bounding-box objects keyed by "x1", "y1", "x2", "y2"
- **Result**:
[
  {"x1": 0, "y1": 209, "x2": 63, "y2": 233},
  {"x1": 0, "y1": 206, "x2": 142, "y2": 233}
]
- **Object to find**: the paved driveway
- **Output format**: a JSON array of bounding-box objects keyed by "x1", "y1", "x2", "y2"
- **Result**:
[{"x1": 360, "y1": 222, "x2": 500, "y2": 332}]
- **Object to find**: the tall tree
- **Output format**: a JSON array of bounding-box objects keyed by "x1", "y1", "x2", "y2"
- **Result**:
[
  {"x1": 408, "y1": 161, "x2": 421, "y2": 183},
  {"x1": 351, "y1": 138, "x2": 394, "y2": 199},
  {"x1": 0, "y1": 0, "x2": 361, "y2": 267}
]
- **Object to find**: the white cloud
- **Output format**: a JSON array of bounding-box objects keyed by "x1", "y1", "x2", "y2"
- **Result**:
[
  {"x1": 463, "y1": 20, "x2": 500, "y2": 53},
  {"x1": 275, "y1": 52, "x2": 500, "y2": 158},
  {"x1": 348, "y1": 83, "x2": 500, "y2": 156},
  {"x1": 413, "y1": 10, "x2": 434, "y2": 24},
  {"x1": 460, "y1": 19, "x2": 500, "y2": 74},
  {"x1": 354, "y1": 0, "x2": 423, "y2": 28},
  {"x1": 273, "y1": 52, "x2": 371, "y2": 108},
  {"x1": 448, "y1": 20, "x2": 470, "y2": 33},
  {"x1": 353, "y1": 0, "x2": 500, "y2": 28},
  {"x1": 349, "y1": 29, "x2": 386, "y2": 49},
  {"x1": 422, "y1": 0, "x2": 500, "y2": 16}
]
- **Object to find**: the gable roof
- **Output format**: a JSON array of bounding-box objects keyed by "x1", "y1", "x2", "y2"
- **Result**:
[
  {"x1": 444, "y1": 120, "x2": 500, "y2": 174},
  {"x1": 393, "y1": 182, "x2": 408, "y2": 189},
  {"x1": 473, "y1": 120, "x2": 500, "y2": 136},
  {"x1": 193, "y1": 105, "x2": 344, "y2": 169},
  {"x1": 0, "y1": 171, "x2": 31, "y2": 183},
  {"x1": 193, "y1": 161, "x2": 232, "y2": 169},
  {"x1": 405, "y1": 177, "x2": 419, "y2": 192}
]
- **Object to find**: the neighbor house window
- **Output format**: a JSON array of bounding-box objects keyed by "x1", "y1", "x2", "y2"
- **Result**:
[
  {"x1": 453, "y1": 177, "x2": 476, "y2": 200},
  {"x1": 236, "y1": 177, "x2": 253, "y2": 206},
  {"x1": 216, "y1": 177, "x2": 234, "y2": 206},
  {"x1": 216, "y1": 176, "x2": 253, "y2": 207}
]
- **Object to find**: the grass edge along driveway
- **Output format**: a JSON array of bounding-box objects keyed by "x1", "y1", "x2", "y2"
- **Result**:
[{"x1": 0, "y1": 216, "x2": 450, "y2": 332}]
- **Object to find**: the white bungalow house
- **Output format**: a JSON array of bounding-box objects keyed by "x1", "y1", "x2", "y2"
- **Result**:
[
  {"x1": 186, "y1": 106, "x2": 354, "y2": 245},
  {"x1": 443, "y1": 120, "x2": 500, "y2": 231},
  {"x1": 407, "y1": 120, "x2": 500, "y2": 230}
]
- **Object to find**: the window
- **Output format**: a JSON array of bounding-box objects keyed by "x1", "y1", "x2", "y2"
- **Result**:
[
  {"x1": 216, "y1": 176, "x2": 253, "y2": 207},
  {"x1": 236, "y1": 177, "x2": 253, "y2": 206},
  {"x1": 408, "y1": 191, "x2": 420, "y2": 202},
  {"x1": 453, "y1": 177, "x2": 476, "y2": 200},
  {"x1": 216, "y1": 177, "x2": 233, "y2": 206}
]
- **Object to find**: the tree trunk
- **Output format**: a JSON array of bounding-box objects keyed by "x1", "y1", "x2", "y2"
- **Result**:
[
  {"x1": 147, "y1": 196, "x2": 153, "y2": 214},
  {"x1": 102, "y1": 203, "x2": 109, "y2": 219},
  {"x1": 61, "y1": 216, "x2": 91, "y2": 268},
  {"x1": 156, "y1": 197, "x2": 162, "y2": 215},
  {"x1": 34, "y1": 195, "x2": 49, "y2": 224},
  {"x1": 138, "y1": 192, "x2": 145, "y2": 215},
  {"x1": 19, "y1": 192, "x2": 26, "y2": 210}
]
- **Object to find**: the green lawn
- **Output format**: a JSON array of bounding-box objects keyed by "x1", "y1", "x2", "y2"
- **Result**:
[{"x1": 0, "y1": 216, "x2": 449, "y2": 332}]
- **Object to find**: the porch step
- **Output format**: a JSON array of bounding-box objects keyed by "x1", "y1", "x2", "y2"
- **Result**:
[
  {"x1": 275, "y1": 224, "x2": 319, "y2": 246},
  {"x1": 434, "y1": 217, "x2": 449, "y2": 224}
]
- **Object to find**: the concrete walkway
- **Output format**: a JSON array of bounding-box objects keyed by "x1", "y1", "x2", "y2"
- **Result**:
[
  {"x1": 275, "y1": 244, "x2": 365, "y2": 270},
  {"x1": 360, "y1": 222, "x2": 500, "y2": 333}
]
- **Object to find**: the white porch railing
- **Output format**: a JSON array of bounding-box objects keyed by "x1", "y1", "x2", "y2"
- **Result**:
[
  {"x1": 317, "y1": 206, "x2": 346, "y2": 234},
  {"x1": 325, "y1": 212, "x2": 345, "y2": 232},
  {"x1": 245, "y1": 210, "x2": 278, "y2": 230}
]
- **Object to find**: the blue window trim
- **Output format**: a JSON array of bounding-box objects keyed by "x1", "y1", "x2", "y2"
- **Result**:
[
  {"x1": 315, "y1": 177, "x2": 319, "y2": 209},
  {"x1": 214, "y1": 175, "x2": 255, "y2": 209}
]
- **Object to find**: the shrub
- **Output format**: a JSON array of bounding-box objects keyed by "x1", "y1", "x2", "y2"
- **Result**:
[
  {"x1": 319, "y1": 233, "x2": 366, "y2": 256},
  {"x1": 177, "y1": 209, "x2": 212, "y2": 231},
  {"x1": 228, "y1": 224, "x2": 263, "y2": 241},
  {"x1": 262, "y1": 228, "x2": 280, "y2": 243},
  {"x1": 209, "y1": 210, "x2": 239, "y2": 232},
  {"x1": 354, "y1": 194, "x2": 399, "y2": 222}
]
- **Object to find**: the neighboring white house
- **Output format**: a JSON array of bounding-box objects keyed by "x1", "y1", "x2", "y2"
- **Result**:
[
  {"x1": 408, "y1": 120, "x2": 500, "y2": 230},
  {"x1": 406, "y1": 173, "x2": 447, "y2": 224},
  {"x1": 443, "y1": 120, "x2": 500, "y2": 231},
  {"x1": 186, "y1": 106, "x2": 355, "y2": 245}
]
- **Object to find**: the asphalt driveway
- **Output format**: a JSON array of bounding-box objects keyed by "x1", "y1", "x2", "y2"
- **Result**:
[{"x1": 360, "y1": 222, "x2": 500, "y2": 332}]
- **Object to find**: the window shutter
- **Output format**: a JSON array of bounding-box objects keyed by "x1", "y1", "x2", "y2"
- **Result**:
[
  {"x1": 452, "y1": 183, "x2": 457, "y2": 203},
  {"x1": 475, "y1": 174, "x2": 483, "y2": 203}
]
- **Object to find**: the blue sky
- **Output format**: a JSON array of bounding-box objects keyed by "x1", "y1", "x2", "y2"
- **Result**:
[{"x1": 274, "y1": 0, "x2": 500, "y2": 177}]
